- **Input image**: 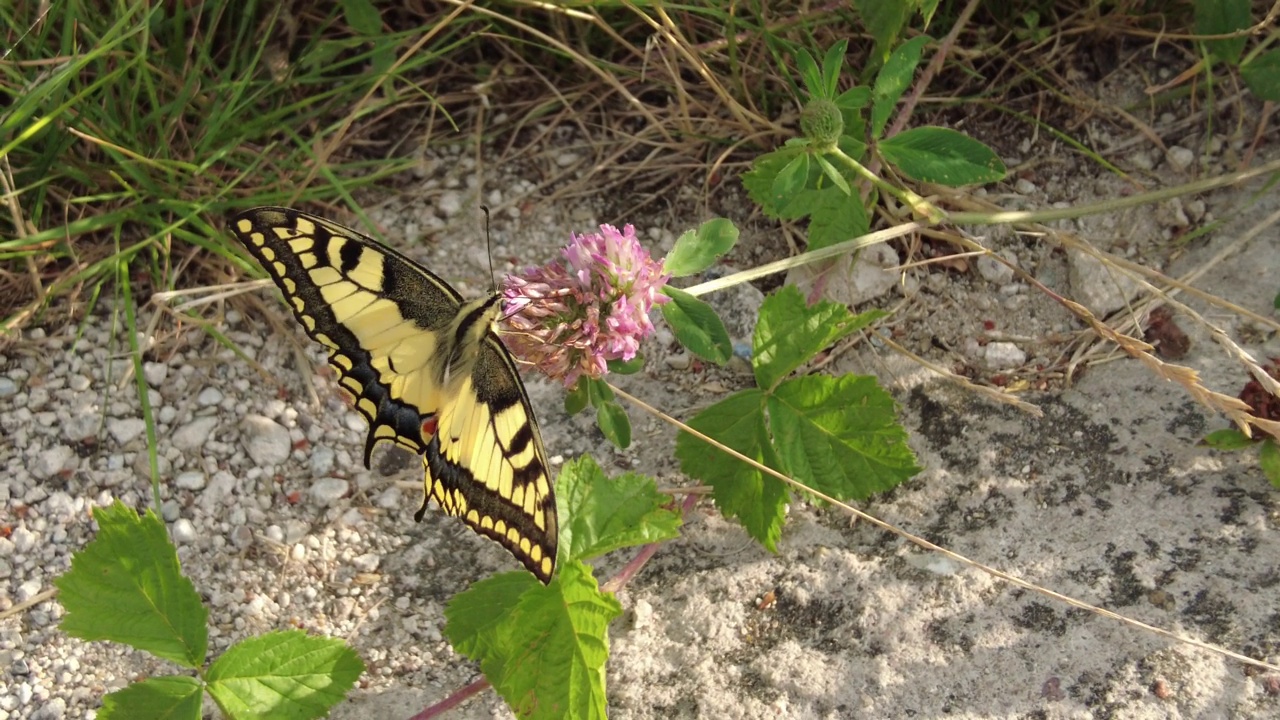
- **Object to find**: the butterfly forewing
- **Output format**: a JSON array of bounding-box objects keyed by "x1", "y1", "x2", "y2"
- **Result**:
[{"x1": 229, "y1": 207, "x2": 558, "y2": 583}]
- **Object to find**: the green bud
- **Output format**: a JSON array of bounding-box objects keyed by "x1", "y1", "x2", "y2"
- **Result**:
[{"x1": 800, "y1": 98, "x2": 843, "y2": 146}]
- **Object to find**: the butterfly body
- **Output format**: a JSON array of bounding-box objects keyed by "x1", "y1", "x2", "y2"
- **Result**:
[{"x1": 230, "y1": 207, "x2": 557, "y2": 583}]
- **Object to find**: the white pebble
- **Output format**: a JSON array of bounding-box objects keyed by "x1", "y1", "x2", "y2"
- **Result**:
[
  {"x1": 240, "y1": 414, "x2": 291, "y2": 466},
  {"x1": 106, "y1": 417, "x2": 147, "y2": 446},
  {"x1": 985, "y1": 341, "x2": 1027, "y2": 369},
  {"x1": 174, "y1": 470, "x2": 207, "y2": 491},
  {"x1": 172, "y1": 416, "x2": 219, "y2": 452},
  {"x1": 309, "y1": 478, "x2": 350, "y2": 507},
  {"x1": 142, "y1": 362, "x2": 169, "y2": 387},
  {"x1": 171, "y1": 519, "x2": 198, "y2": 544},
  {"x1": 197, "y1": 387, "x2": 223, "y2": 407}
]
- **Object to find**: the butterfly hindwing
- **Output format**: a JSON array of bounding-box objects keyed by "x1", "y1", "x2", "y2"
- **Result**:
[{"x1": 230, "y1": 207, "x2": 557, "y2": 583}]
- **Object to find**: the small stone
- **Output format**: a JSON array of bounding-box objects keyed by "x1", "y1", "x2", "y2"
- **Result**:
[
  {"x1": 230, "y1": 525, "x2": 254, "y2": 549},
  {"x1": 107, "y1": 417, "x2": 147, "y2": 446},
  {"x1": 240, "y1": 414, "x2": 291, "y2": 466},
  {"x1": 15, "y1": 580, "x2": 41, "y2": 603},
  {"x1": 172, "y1": 416, "x2": 219, "y2": 452},
  {"x1": 283, "y1": 519, "x2": 310, "y2": 544},
  {"x1": 309, "y1": 445, "x2": 336, "y2": 477},
  {"x1": 0, "y1": 377, "x2": 17, "y2": 398},
  {"x1": 351, "y1": 553, "x2": 381, "y2": 573},
  {"x1": 171, "y1": 519, "x2": 198, "y2": 544},
  {"x1": 976, "y1": 250, "x2": 1017, "y2": 285},
  {"x1": 375, "y1": 487, "x2": 402, "y2": 509},
  {"x1": 142, "y1": 362, "x2": 169, "y2": 387},
  {"x1": 1014, "y1": 178, "x2": 1038, "y2": 195},
  {"x1": 1067, "y1": 249, "x2": 1144, "y2": 317},
  {"x1": 160, "y1": 500, "x2": 181, "y2": 522},
  {"x1": 1166, "y1": 146, "x2": 1195, "y2": 172},
  {"x1": 157, "y1": 405, "x2": 178, "y2": 424},
  {"x1": 309, "y1": 478, "x2": 350, "y2": 507},
  {"x1": 197, "y1": 387, "x2": 223, "y2": 407},
  {"x1": 265, "y1": 525, "x2": 285, "y2": 543},
  {"x1": 985, "y1": 341, "x2": 1027, "y2": 369},
  {"x1": 34, "y1": 446, "x2": 76, "y2": 480},
  {"x1": 291, "y1": 544, "x2": 307, "y2": 562},
  {"x1": 665, "y1": 353, "x2": 691, "y2": 370},
  {"x1": 9, "y1": 525, "x2": 35, "y2": 550},
  {"x1": 436, "y1": 190, "x2": 462, "y2": 218},
  {"x1": 174, "y1": 470, "x2": 207, "y2": 491},
  {"x1": 67, "y1": 375, "x2": 90, "y2": 392}
]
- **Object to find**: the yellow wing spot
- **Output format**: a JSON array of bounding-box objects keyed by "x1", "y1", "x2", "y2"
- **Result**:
[
  {"x1": 523, "y1": 487, "x2": 537, "y2": 519},
  {"x1": 506, "y1": 528, "x2": 521, "y2": 545},
  {"x1": 310, "y1": 266, "x2": 343, "y2": 287},
  {"x1": 330, "y1": 293, "x2": 377, "y2": 324},
  {"x1": 533, "y1": 508, "x2": 547, "y2": 532},
  {"x1": 283, "y1": 277, "x2": 296, "y2": 295},
  {"x1": 236, "y1": 219, "x2": 254, "y2": 234},
  {"x1": 261, "y1": 246, "x2": 276, "y2": 262},
  {"x1": 540, "y1": 558, "x2": 553, "y2": 578},
  {"x1": 326, "y1": 238, "x2": 349, "y2": 268},
  {"x1": 332, "y1": 353, "x2": 353, "y2": 371},
  {"x1": 510, "y1": 484, "x2": 525, "y2": 511},
  {"x1": 295, "y1": 217, "x2": 317, "y2": 235},
  {"x1": 290, "y1": 296, "x2": 305, "y2": 312},
  {"x1": 453, "y1": 492, "x2": 468, "y2": 514},
  {"x1": 301, "y1": 315, "x2": 316, "y2": 332},
  {"x1": 272, "y1": 261, "x2": 288, "y2": 278},
  {"x1": 493, "y1": 519, "x2": 507, "y2": 536},
  {"x1": 341, "y1": 376, "x2": 364, "y2": 394},
  {"x1": 299, "y1": 252, "x2": 317, "y2": 269},
  {"x1": 519, "y1": 538, "x2": 531, "y2": 555},
  {"x1": 466, "y1": 509, "x2": 480, "y2": 524},
  {"x1": 480, "y1": 515, "x2": 494, "y2": 530},
  {"x1": 530, "y1": 545, "x2": 543, "y2": 563},
  {"x1": 289, "y1": 237, "x2": 314, "y2": 253},
  {"x1": 357, "y1": 397, "x2": 377, "y2": 418},
  {"x1": 348, "y1": 252, "x2": 386, "y2": 292}
]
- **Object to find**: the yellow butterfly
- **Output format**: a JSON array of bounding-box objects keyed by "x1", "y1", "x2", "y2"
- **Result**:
[{"x1": 230, "y1": 207, "x2": 557, "y2": 583}]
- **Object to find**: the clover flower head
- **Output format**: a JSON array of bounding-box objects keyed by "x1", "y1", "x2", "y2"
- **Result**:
[{"x1": 501, "y1": 223, "x2": 670, "y2": 387}]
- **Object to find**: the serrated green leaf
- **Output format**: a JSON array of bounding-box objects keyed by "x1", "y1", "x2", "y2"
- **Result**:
[
  {"x1": 664, "y1": 218, "x2": 739, "y2": 277},
  {"x1": 871, "y1": 35, "x2": 930, "y2": 137},
  {"x1": 55, "y1": 502, "x2": 207, "y2": 668},
  {"x1": 1241, "y1": 49, "x2": 1280, "y2": 101},
  {"x1": 1195, "y1": 0, "x2": 1250, "y2": 64},
  {"x1": 557, "y1": 456, "x2": 682, "y2": 561},
  {"x1": 805, "y1": 182, "x2": 871, "y2": 250},
  {"x1": 607, "y1": 355, "x2": 645, "y2": 375},
  {"x1": 596, "y1": 398, "x2": 632, "y2": 449},
  {"x1": 1203, "y1": 428, "x2": 1254, "y2": 450},
  {"x1": 446, "y1": 572, "x2": 539, "y2": 667},
  {"x1": 819, "y1": 41, "x2": 849, "y2": 99},
  {"x1": 661, "y1": 286, "x2": 733, "y2": 364},
  {"x1": 1260, "y1": 440, "x2": 1280, "y2": 488},
  {"x1": 753, "y1": 286, "x2": 877, "y2": 390},
  {"x1": 878, "y1": 126, "x2": 1006, "y2": 185},
  {"x1": 450, "y1": 562, "x2": 620, "y2": 720},
  {"x1": 769, "y1": 375, "x2": 920, "y2": 500},
  {"x1": 676, "y1": 390, "x2": 788, "y2": 551},
  {"x1": 565, "y1": 380, "x2": 589, "y2": 415},
  {"x1": 204, "y1": 630, "x2": 364, "y2": 720},
  {"x1": 99, "y1": 676, "x2": 203, "y2": 720}
]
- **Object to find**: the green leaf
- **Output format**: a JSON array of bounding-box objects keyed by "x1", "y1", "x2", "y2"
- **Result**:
[
  {"x1": 205, "y1": 630, "x2": 364, "y2": 720},
  {"x1": 447, "y1": 562, "x2": 621, "y2": 720},
  {"x1": 878, "y1": 126, "x2": 1006, "y2": 185},
  {"x1": 99, "y1": 676, "x2": 203, "y2": 720},
  {"x1": 55, "y1": 502, "x2": 207, "y2": 668},
  {"x1": 596, "y1": 398, "x2": 632, "y2": 449},
  {"x1": 565, "y1": 380, "x2": 589, "y2": 415},
  {"x1": 742, "y1": 147, "x2": 812, "y2": 218},
  {"x1": 814, "y1": 154, "x2": 852, "y2": 195},
  {"x1": 1261, "y1": 440, "x2": 1280, "y2": 488},
  {"x1": 661, "y1": 286, "x2": 733, "y2": 364},
  {"x1": 819, "y1": 41, "x2": 849, "y2": 100},
  {"x1": 556, "y1": 456, "x2": 683, "y2": 561},
  {"x1": 794, "y1": 46, "x2": 824, "y2": 99},
  {"x1": 773, "y1": 153, "x2": 811, "y2": 207},
  {"x1": 1241, "y1": 49, "x2": 1280, "y2": 101},
  {"x1": 1195, "y1": 0, "x2": 1251, "y2": 64},
  {"x1": 753, "y1": 286, "x2": 876, "y2": 390},
  {"x1": 607, "y1": 356, "x2": 645, "y2": 375},
  {"x1": 769, "y1": 375, "x2": 920, "y2": 500},
  {"x1": 675, "y1": 390, "x2": 788, "y2": 551},
  {"x1": 853, "y1": 0, "x2": 915, "y2": 64},
  {"x1": 339, "y1": 0, "x2": 382, "y2": 34},
  {"x1": 870, "y1": 35, "x2": 930, "y2": 137},
  {"x1": 1203, "y1": 428, "x2": 1254, "y2": 450},
  {"x1": 664, "y1": 218, "x2": 739, "y2": 277},
  {"x1": 446, "y1": 572, "x2": 538, "y2": 665},
  {"x1": 805, "y1": 183, "x2": 871, "y2": 250}
]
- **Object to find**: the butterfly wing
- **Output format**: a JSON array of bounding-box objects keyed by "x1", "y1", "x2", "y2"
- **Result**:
[{"x1": 229, "y1": 207, "x2": 557, "y2": 583}]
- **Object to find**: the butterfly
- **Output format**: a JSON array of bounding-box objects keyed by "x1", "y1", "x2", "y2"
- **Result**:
[{"x1": 229, "y1": 207, "x2": 557, "y2": 583}]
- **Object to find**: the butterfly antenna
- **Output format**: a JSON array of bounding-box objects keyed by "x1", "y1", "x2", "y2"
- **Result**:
[{"x1": 481, "y1": 205, "x2": 497, "y2": 294}]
